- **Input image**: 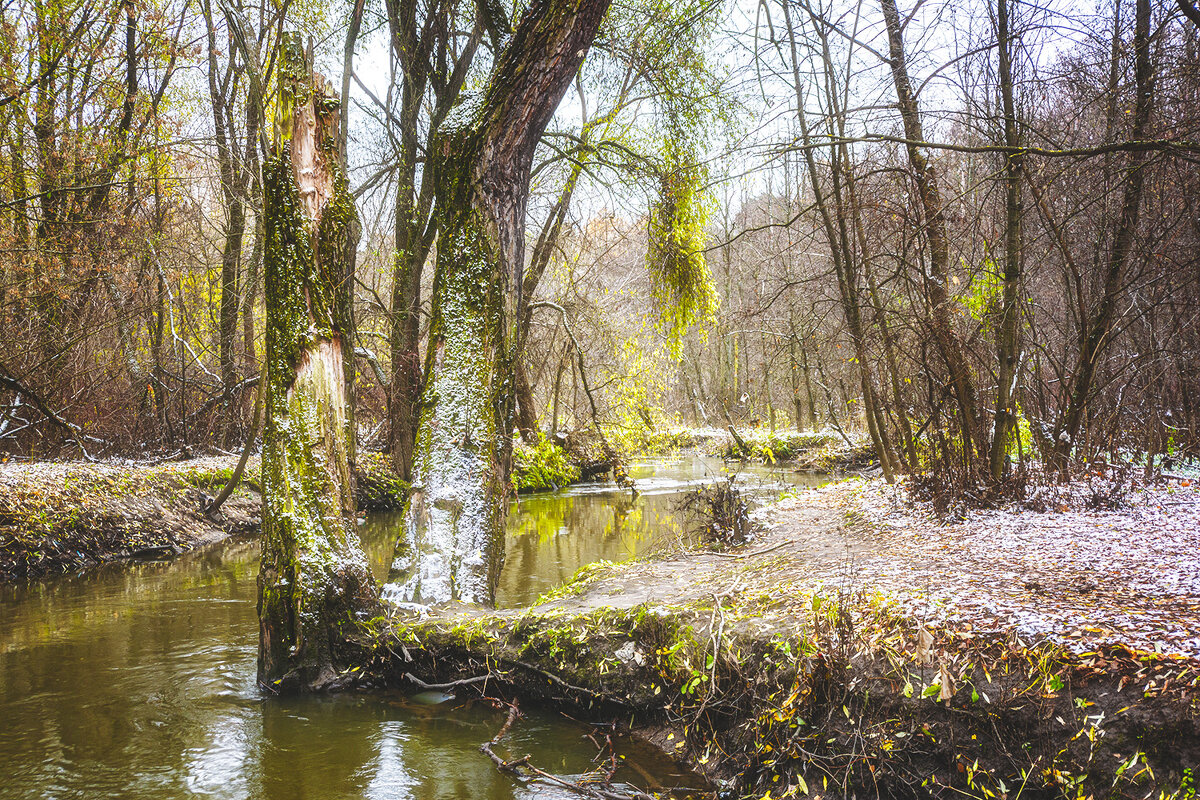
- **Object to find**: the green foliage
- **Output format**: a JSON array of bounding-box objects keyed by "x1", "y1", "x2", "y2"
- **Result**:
[
  {"x1": 636, "y1": 427, "x2": 703, "y2": 455},
  {"x1": 512, "y1": 434, "x2": 581, "y2": 492},
  {"x1": 647, "y1": 147, "x2": 719, "y2": 355},
  {"x1": 960, "y1": 256, "x2": 1003, "y2": 325},
  {"x1": 598, "y1": 336, "x2": 674, "y2": 452},
  {"x1": 617, "y1": 0, "x2": 724, "y2": 356}
]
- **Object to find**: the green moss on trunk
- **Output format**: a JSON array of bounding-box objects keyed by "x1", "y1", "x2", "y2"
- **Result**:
[
  {"x1": 258, "y1": 33, "x2": 377, "y2": 693},
  {"x1": 383, "y1": 0, "x2": 613, "y2": 607},
  {"x1": 385, "y1": 184, "x2": 511, "y2": 605}
]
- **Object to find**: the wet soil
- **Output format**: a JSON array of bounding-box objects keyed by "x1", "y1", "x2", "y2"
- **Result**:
[{"x1": 374, "y1": 485, "x2": 1200, "y2": 799}]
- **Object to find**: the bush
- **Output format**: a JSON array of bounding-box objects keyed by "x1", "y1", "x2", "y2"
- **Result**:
[
  {"x1": 677, "y1": 476, "x2": 753, "y2": 549},
  {"x1": 512, "y1": 435, "x2": 581, "y2": 493}
]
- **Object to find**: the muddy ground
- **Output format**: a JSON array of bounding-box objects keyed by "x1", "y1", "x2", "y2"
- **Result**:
[{"x1": 368, "y1": 480, "x2": 1200, "y2": 799}]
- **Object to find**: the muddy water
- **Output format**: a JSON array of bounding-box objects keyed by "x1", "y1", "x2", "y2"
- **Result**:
[{"x1": 0, "y1": 457, "x2": 821, "y2": 799}]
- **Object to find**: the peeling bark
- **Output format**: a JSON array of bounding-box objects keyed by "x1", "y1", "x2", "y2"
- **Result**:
[{"x1": 258, "y1": 34, "x2": 377, "y2": 692}]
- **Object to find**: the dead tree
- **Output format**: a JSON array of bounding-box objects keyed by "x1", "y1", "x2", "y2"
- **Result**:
[{"x1": 257, "y1": 34, "x2": 378, "y2": 691}]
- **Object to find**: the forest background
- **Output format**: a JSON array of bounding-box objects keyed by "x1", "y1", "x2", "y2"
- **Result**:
[{"x1": 1, "y1": 0, "x2": 1197, "y2": 504}]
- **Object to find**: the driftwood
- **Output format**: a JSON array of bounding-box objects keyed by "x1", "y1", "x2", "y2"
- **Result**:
[{"x1": 479, "y1": 701, "x2": 656, "y2": 800}]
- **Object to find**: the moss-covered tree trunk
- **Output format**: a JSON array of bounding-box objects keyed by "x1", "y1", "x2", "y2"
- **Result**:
[
  {"x1": 384, "y1": 0, "x2": 611, "y2": 606},
  {"x1": 258, "y1": 34, "x2": 378, "y2": 692}
]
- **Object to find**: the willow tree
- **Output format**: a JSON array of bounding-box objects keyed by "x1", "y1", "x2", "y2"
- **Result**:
[
  {"x1": 258, "y1": 35, "x2": 378, "y2": 691},
  {"x1": 385, "y1": 0, "x2": 612, "y2": 606}
]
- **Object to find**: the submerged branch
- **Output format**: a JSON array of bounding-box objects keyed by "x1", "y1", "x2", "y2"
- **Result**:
[{"x1": 478, "y1": 700, "x2": 654, "y2": 800}]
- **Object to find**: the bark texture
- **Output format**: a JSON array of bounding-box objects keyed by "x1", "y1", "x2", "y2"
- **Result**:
[
  {"x1": 990, "y1": 0, "x2": 1024, "y2": 481},
  {"x1": 384, "y1": 0, "x2": 611, "y2": 606},
  {"x1": 258, "y1": 35, "x2": 377, "y2": 692}
]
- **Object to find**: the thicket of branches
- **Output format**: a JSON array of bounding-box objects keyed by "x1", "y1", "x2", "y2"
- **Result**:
[{"x1": 1, "y1": 0, "x2": 1196, "y2": 499}]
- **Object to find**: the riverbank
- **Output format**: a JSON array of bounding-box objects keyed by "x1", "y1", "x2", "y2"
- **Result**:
[
  {"x1": 0, "y1": 428, "x2": 858, "y2": 584},
  {"x1": 0, "y1": 451, "x2": 414, "y2": 582},
  {"x1": 368, "y1": 478, "x2": 1200, "y2": 799},
  {"x1": 636, "y1": 426, "x2": 877, "y2": 473},
  {"x1": 0, "y1": 457, "x2": 262, "y2": 582}
]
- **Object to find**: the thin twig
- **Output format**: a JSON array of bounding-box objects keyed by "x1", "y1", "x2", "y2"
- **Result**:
[{"x1": 707, "y1": 539, "x2": 795, "y2": 559}]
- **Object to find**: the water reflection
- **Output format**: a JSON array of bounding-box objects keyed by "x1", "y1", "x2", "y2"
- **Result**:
[{"x1": 0, "y1": 457, "x2": 817, "y2": 799}]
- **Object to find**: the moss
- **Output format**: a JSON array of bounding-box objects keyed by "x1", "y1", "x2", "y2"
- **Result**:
[
  {"x1": 512, "y1": 434, "x2": 581, "y2": 492},
  {"x1": 531, "y1": 559, "x2": 621, "y2": 605},
  {"x1": 258, "y1": 37, "x2": 379, "y2": 691},
  {"x1": 354, "y1": 452, "x2": 409, "y2": 511},
  {"x1": 374, "y1": 586, "x2": 1200, "y2": 799}
]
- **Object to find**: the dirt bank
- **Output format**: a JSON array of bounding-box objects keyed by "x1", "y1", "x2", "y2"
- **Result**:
[
  {"x1": 366, "y1": 481, "x2": 1200, "y2": 799},
  {"x1": 0, "y1": 457, "x2": 261, "y2": 582},
  {"x1": 0, "y1": 451, "x2": 411, "y2": 583}
]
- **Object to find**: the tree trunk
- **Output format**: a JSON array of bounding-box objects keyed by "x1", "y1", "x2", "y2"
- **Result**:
[
  {"x1": 1051, "y1": 0, "x2": 1154, "y2": 471},
  {"x1": 550, "y1": 346, "x2": 568, "y2": 434},
  {"x1": 990, "y1": 0, "x2": 1024, "y2": 481},
  {"x1": 385, "y1": 0, "x2": 480, "y2": 483},
  {"x1": 258, "y1": 35, "x2": 377, "y2": 692},
  {"x1": 203, "y1": 0, "x2": 246, "y2": 404},
  {"x1": 782, "y1": 2, "x2": 894, "y2": 481},
  {"x1": 880, "y1": 0, "x2": 983, "y2": 468},
  {"x1": 384, "y1": 0, "x2": 611, "y2": 606}
]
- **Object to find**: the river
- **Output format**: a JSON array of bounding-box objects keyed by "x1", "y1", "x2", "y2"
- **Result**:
[{"x1": 0, "y1": 457, "x2": 824, "y2": 799}]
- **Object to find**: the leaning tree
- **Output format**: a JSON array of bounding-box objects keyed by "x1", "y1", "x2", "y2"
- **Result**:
[
  {"x1": 257, "y1": 34, "x2": 378, "y2": 691},
  {"x1": 385, "y1": 0, "x2": 613, "y2": 605}
]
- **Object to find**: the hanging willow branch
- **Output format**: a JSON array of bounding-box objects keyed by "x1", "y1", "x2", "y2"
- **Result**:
[{"x1": 646, "y1": 146, "x2": 718, "y2": 353}]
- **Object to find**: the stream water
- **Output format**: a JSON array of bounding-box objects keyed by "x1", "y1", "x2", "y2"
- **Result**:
[{"x1": 0, "y1": 457, "x2": 824, "y2": 799}]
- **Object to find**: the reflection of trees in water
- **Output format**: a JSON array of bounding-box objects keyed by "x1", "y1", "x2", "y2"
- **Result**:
[
  {"x1": 0, "y1": 535, "x2": 265, "y2": 798},
  {"x1": 360, "y1": 460, "x2": 821, "y2": 607},
  {"x1": 497, "y1": 488, "x2": 695, "y2": 606}
]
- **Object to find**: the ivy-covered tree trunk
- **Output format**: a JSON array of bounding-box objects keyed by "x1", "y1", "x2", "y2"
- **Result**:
[
  {"x1": 384, "y1": 0, "x2": 611, "y2": 606},
  {"x1": 258, "y1": 34, "x2": 378, "y2": 692}
]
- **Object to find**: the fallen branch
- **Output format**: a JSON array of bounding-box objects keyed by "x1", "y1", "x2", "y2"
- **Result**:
[
  {"x1": 0, "y1": 359, "x2": 105, "y2": 452},
  {"x1": 204, "y1": 375, "x2": 264, "y2": 517},
  {"x1": 403, "y1": 672, "x2": 493, "y2": 692},
  {"x1": 511, "y1": 659, "x2": 615, "y2": 702},
  {"x1": 707, "y1": 539, "x2": 796, "y2": 559},
  {"x1": 722, "y1": 407, "x2": 751, "y2": 456},
  {"x1": 479, "y1": 700, "x2": 655, "y2": 800},
  {"x1": 354, "y1": 346, "x2": 388, "y2": 389}
]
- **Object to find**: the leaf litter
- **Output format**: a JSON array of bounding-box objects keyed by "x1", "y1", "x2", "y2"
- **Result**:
[{"x1": 763, "y1": 476, "x2": 1200, "y2": 660}]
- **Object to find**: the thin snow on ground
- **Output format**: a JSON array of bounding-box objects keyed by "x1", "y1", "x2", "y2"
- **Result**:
[{"x1": 773, "y1": 476, "x2": 1200, "y2": 660}]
